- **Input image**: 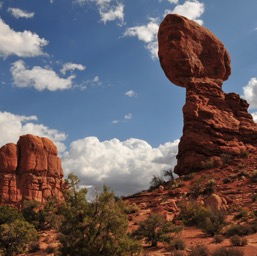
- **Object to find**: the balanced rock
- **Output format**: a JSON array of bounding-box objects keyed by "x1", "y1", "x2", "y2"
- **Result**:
[
  {"x1": 158, "y1": 14, "x2": 257, "y2": 175},
  {"x1": 0, "y1": 134, "x2": 65, "y2": 208}
]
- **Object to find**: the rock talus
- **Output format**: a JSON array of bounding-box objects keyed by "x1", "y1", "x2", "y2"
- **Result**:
[
  {"x1": 0, "y1": 134, "x2": 65, "y2": 208},
  {"x1": 158, "y1": 14, "x2": 257, "y2": 175}
]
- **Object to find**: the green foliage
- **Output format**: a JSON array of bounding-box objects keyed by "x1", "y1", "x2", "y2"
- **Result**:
[
  {"x1": 213, "y1": 247, "x2": 244, "y2": 256},
  {"x1": 178, "y1": 200, "x2": 208, "y2": 226},
  {"x1": 59, "y1": 173, "x2": 141, "y2": 256},
  {"x1": 204, "y1": 178, "x2": 217, "y2": 195},
  {"x1": 200, "y1": 209, "x2": 227, "y2": 236},
  {"x1": 0, "y1": 219, "x2": 38, "y2": 256},
  {"x1": 230, "y1": 235, "x2": 248, "y2": 246},
  {"x1": 189, "y1": 178, "x2": 205, "y2": 197},
  {"x1": 251, "y1": 170, "x2": 257, "y2": 183},
  {"x1": 133, "y1": 213, "x2": 182, "y2": 247},
  {"x1": 170, "y1": 237, "x2": 186, "y2": 250},
  {"x1": 213, "y1": 234, "x2": 225, "y2": 243},
  {"x1": 182, "y1": 172, "x2": 195, "y2": 181},
  {"x1": 224, "y1": 224, "x2": 253, "y2": 237},
  {"x1": 22, "y1": 197, "x2": 63, "y2": 230},
  {"x1": 234, "y1": 209, "x2": 248, "y2": 220},
  {"x1": 188, "y1": 244, "x2": 210, "y2": 256},
  {"x1": 124, "y1": 203, "x2": 139, "y2": 214},
  {"x1": 0, "y1": 205, "x2": 24, "y2": 225}
]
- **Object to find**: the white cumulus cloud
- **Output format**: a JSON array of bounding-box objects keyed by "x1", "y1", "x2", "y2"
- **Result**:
[
  {"x1": 61, "y1": 62, "x2": 86, "y2": 75},
  {"x1": 166, "y1": 0, "x2": 205, "y2": 25},
  {"x1": 62, "y1": 137, "x2": 179, "y2": 195},
  {"x1": 123, "y1": 18, "x2": 159, "y2": 59},
  {"x1": 11, "y1": 60, "x2": 75, "y2": 91},
  {"x1": 0, "y1": 19, "x2": 48, "y2": 58},
  {"x1": 0, "y1": 111, "x2": 67, "y2": 153},
  {"x1": 125, "y1": 90, "x2": 137, "y2": 97},
  {"x1": 8, "y1": 8, "x2": 35, "y2": 19},
  {"x1": 252, "y1": 112, "x2": 257, "y2": 123},
  {"x1": 242, "y1": 77, "x2": 257, "y2": 109}
]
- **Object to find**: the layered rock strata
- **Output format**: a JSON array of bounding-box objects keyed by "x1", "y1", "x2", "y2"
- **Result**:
[
  {"x1": 158, "y1": 14, "x2": 257, "y2": 175},
  {"x1": 0, "y1": 134, "x2": 65, "y2": 208}
]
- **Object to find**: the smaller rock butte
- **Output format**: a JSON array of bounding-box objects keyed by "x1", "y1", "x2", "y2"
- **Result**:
[
  {"x1": 158, "y1": 14, "x2": 257, "y2": 175},
  {"x1": 0, "y1": 134, "x2": 66, "y2": 208}
]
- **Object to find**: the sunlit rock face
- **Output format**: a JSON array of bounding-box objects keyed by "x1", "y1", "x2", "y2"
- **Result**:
[
  {"x1": 0, "y1": 134, "x2": 65, "y2": 208},
  {"x1": 158, "y1": 14, "x2": 257, "y2": 175}
]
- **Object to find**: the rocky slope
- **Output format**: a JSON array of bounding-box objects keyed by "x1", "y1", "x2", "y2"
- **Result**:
[
  {"x1": 158, "y1": 14, "x2": 257, "y2": 175},
  {"x1": 0, "y1": 134, "x2": 66, "y2": 208}
]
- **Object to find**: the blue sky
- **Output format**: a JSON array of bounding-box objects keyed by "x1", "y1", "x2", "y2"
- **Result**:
[{"x1": 0, "y1": 0, "x2": 257, "y2": 195}]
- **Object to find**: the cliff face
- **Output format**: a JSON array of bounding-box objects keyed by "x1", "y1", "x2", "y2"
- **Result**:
[
  {"x1": 0, "y1": 134, "x2": 65, "y2": 208},
  {"x1": 158, "y1": 14, "x2": 257, "y2": 175}
]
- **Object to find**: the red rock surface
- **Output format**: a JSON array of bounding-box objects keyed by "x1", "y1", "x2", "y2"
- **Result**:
[
  {"x1": 0, "y1": 134, "x2": 65, "y2": 208},
  {"x1": 158, "y1": 14, "x2": 257, "y2": 175}
]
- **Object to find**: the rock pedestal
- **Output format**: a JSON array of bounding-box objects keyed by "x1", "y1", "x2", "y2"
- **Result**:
[
  {"x1": 0, "y1": 134, "x2": 65, "y2": 208},
  {"x1": 158, "y1": 14, "x2": 257, "y2": 175}
]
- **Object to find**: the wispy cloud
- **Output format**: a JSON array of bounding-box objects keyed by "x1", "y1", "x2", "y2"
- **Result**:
[
  {"x1": 123, "y1": 0, "x2": 205, "y2": 59},
  {"x1": 11, "y1": 60, "x2": 75, "y2": 91},
  {"x1": 78, "y1": 75, "x2": 102, "y2": 90},
  {"x1": 124, "y1": 113, "x2": 133, "y2": 120},
  {"x1": 0, "y1": 19, "x2": 48, "y2": 58},
  {"x1": 125, "y1": 90, "x2": 137, "y2": 97},
  {"x1": 123, "y1": 18, "x2": 159, "y2": 59},
  {"x1": 60, "y1": 62, "x2": 86, "y2": 75},
  {"x1": 74, "y1": 0, "x2": 125, "y2": 25},
  {"x1": 8, "y1": 8, "x2": 35, "y2": 19}
]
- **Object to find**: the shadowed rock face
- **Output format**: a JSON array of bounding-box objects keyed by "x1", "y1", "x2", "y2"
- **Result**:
[
  {"x1": 0, "y1": 134, "x2": 65, "y2": 208},
  {"x1": 158, "y1": 14, "x2": 257, "y2": 175}
]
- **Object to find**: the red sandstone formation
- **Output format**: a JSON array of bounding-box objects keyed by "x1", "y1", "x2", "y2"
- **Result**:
[
  {"x1": 0, "y1": 134, "x2": 65, "y2": 208},
  {"x1": 158, "y1": 14, "x2": 257, "y2": 175}
]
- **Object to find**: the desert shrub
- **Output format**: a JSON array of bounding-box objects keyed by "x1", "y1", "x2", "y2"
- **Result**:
[
  {"x1": 124, "y1": 204, "x2": 139, "y2": 214},
  {"x1": 204, "y1": 179, "x2": 217, "y2": 195},
  {"x1": 170, "y1": 179, "x2": 184, "y2": 189},
  {"x1": 201, "y1": 209, "x2": 227, "y2": 236},
  {"x1": 133, "y1": 213, "x2": 182, "y2": 247},
  {"x1": 230, "y1": 235, "x2": 248, "y2": 246},
  {"x1": 46, "y1": 246, "x2": 55, "y2": 254},
  {"x1": 171, "y1": 251, "x2": 187, "y2": 256},
  {"x1": 188, "y1": 244, "x2": 210, "y2": 256},
  {"x1": 163, "y1": 169, "x2": 175, "y2": 181},
  {"x1": 251, "y1": 170, "x2": 257, "y2": 183},
  {"x1": 189, "y1": 178, "x2": 205, "y2": 197},
  {"x1": 221, "y1": 154, "x2": 232, "y2": 164},
  {"x1": 170, "y1": 237, "x2": 186, "y2": 250},
  {"x1": 178, "y1": 201, "x2": 208, "y2": 227},
  {"x1": 213, "y1": 247, "x2": 244, "y2": 256},
  {"x1": 234, "y1": 209, "x2": 248, "y2": 220},
  {"x1": 149, "y1": 175, "x2": 165, "y2": 191},
  {"x1": 223, "y1": 178, "x2": 231, "y2": 184},
  {"x1": 213, "y1": 234, "x2": 225, "y2": 243},
  {"x1": 183, "y1": 173, "x2": 195, "y2": 181},
  {"x1": 252, "y1": 194, "x2": 257, "y2": 202},
  {"x1": 225, "y1": 225, "x2": 253, "y2": 237},
  {"x1": 237, "y1": 170, "x2": 249, "y2": 178},
  {"x1": 28, "y1": 241, "x2": 40, "y2": 253}
]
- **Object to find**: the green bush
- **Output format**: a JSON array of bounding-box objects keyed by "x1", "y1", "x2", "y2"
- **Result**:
[
  {"x1": 204, "y1": 179, "x2": 217, "y2": 195},
  {"x1": 213, "y1": 234, "x2": 225, "y2": 243},
  {"x1": 230, "y1": 235, "x2": 248, "y2": 247},
  {"x1": 188, "y1": 244, "x2": 210, "y2": 256},
  {"x1": 171, "y1": 251, "x2": 187, "y2": 256},
  {"x1": 170, "y1": 237, "x2": 186, "y2": 250},
  {"x1": 234, "y1": 209, "x2": 248, "y2": 220},
  {"x1": 28, "y1": 241, "x2": 40, "y2": 253},
  {"x1": 201, "y1": 209, "x2": 226, "y2": 236},
  {"x1": 213, "y1": 247, "x2": 244, "y2": 256},
  {"x1": 225, "y1": 225, "x2": 253, "y2": 237},
  {"x1": 178, "y1": 201, "x2": 208, "y2": 226}
]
